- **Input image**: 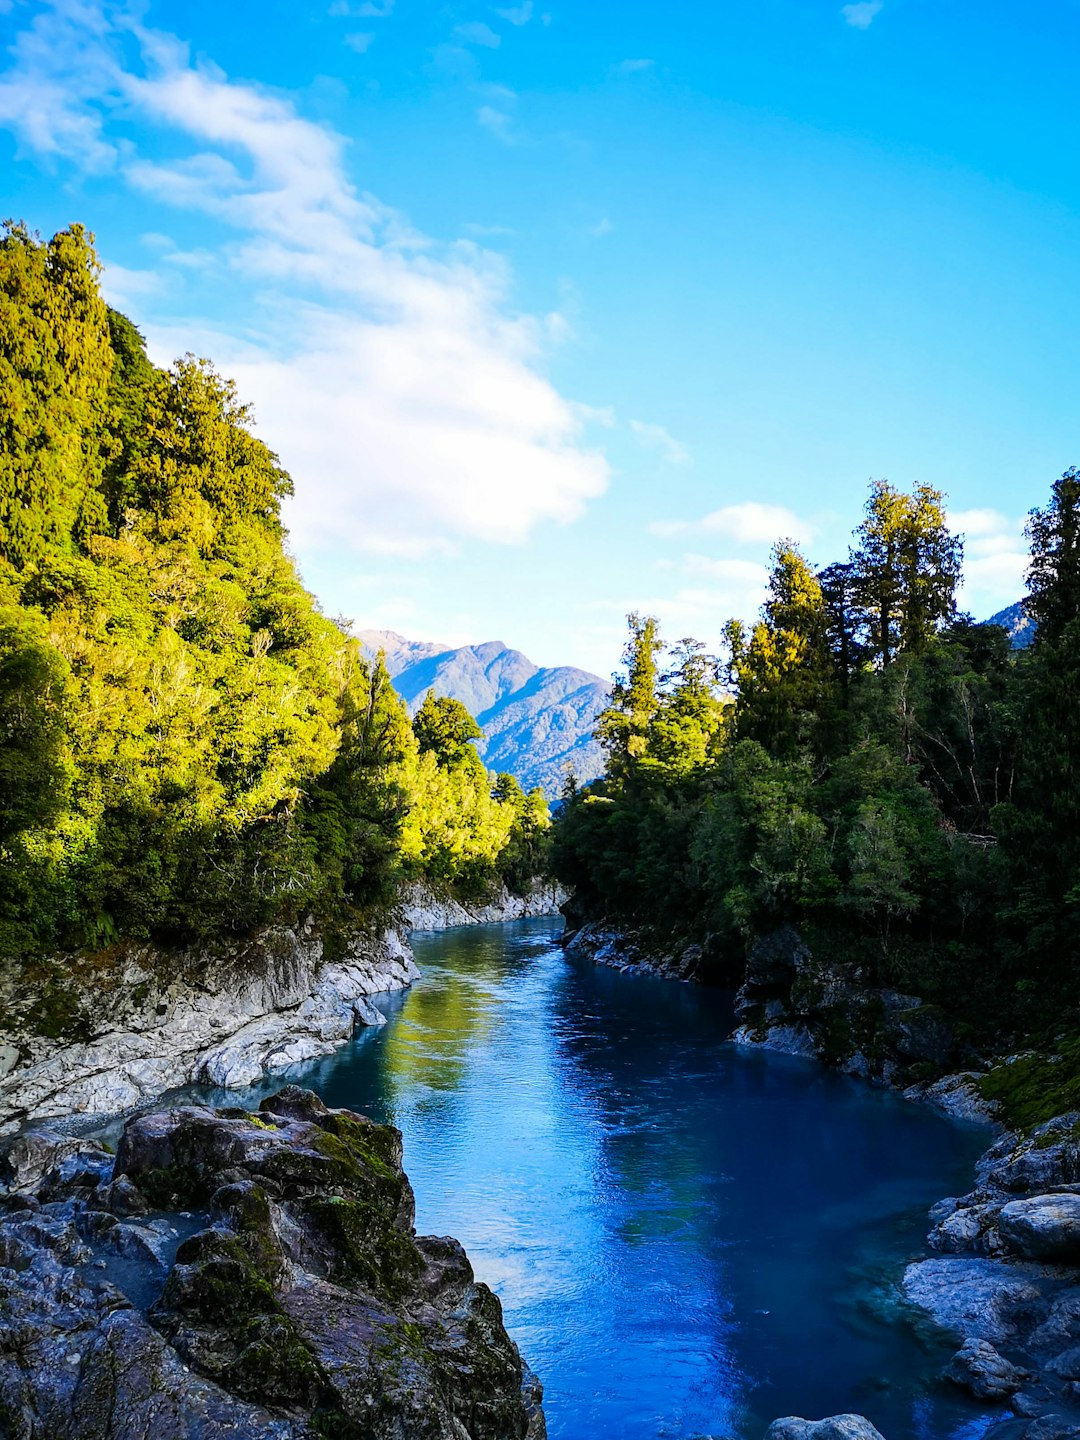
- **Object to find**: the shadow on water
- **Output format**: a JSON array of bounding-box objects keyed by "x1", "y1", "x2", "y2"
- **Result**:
[{"x1": 178, "y1": 918, "x2": 997, "y2": 1440}]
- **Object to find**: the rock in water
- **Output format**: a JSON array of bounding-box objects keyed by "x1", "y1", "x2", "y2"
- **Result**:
[
  {"x1": 999, "y1": 1195, "x2": 1080, "y2": 1262},
  {"x1": 946, "y1": 1338, "x2": 1031, "y2": 1398},
  {"x1": 0, "y1": 1086, "x2": 543, "y2": 1439},
  {"x1": 765, "y1": 1415, "x2": 888, "y2": 1440}
]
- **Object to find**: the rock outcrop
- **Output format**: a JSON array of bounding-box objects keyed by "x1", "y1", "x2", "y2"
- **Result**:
[
  {"x1": 0, "y1": 921, "x2": 419, "y2": 1134},
  {"x1": 560, "y1": 922, "x2": 708, "y2": 983},
  {"x1": 731, "y1": 925, "x2": 960, "y2": 1085},
  {"x1": 400, "y1": 881, "x2": 566, "y2": 932},
  {"x1": 0, "y1": 1086, "x2": 545, "y2": 1439},
  {"x1": 765, "y1": 1416, "x2": 886, "y2": 1440}
]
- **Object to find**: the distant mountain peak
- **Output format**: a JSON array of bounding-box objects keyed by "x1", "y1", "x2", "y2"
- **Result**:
[
  {"x1": 356, "y1": 631, "x2": 608, "y2": 798},
  {"x1": 985, "y1": 601, "x2": 1035, "y2": 649}
]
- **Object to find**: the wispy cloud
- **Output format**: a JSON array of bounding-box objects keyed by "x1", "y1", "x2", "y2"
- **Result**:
[
  {"x1": 651, "y1": 501, "x2": 813, "y2": 544},
  {"x1": 588, "y1": 216, "x2": 613, "y2": 238},
  {"x1": 344, "y1": 31, "x2": 375, "y2": 53},
  {"x1": 463, "y1": 221, "x2": 515, "y2": 237},
  {"x1": 613, "y1": 58, "x2": 654, "y2": 75},
  {"x1": 329, "y1": 0, "x2": 394, "y2": 15},
  {"x1": 455, "y1": 20, "x2": 501, "y2": 48},
  {"x1": 629, "y1": 419, "x2": 689, "y2": 466},
  {"x1": 477, "y1": 104, "x2": 514, "y2": 141},
  {"x1": 495, "y1": 1, "x2": 533, "y2": 23},
  {"x1": 0, "y1": 1, "x2": 610, "y2": 558},
  {"x1": 840, "y1": 1, "x2": 883, "y2": 29}
]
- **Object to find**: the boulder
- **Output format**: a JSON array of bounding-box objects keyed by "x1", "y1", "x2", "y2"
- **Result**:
[
  {"x1": 946, "y1": 1338, "x2": 1031, "y2": 1399},
  {"x1": 0, "y1": 1087, "x2": 543, "y2": 1440},
  {"x1": 765, "y1": 1415, "x2": 887, "y2": 1440},
  {"x1": 903, "y1": 1257, "x2": 1065, "y2": 1344},
  {"x1": 999, "y1": 1196, "x2": 1080, "y2": 1263}
]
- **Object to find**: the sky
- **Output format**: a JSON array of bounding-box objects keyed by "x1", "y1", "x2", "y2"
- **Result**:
[{"x1": 2, "y1": 0, "x2": 1078, "y2": 678}]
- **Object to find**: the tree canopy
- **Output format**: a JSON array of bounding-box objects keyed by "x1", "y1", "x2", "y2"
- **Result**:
[{"x1": 0, "y1": 221, "x2": 549, "y2": 967}]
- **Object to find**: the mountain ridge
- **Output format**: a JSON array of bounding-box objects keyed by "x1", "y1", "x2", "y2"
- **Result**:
[{"x1": 356, "y1": 628, "x2": 608, "y2": 798}]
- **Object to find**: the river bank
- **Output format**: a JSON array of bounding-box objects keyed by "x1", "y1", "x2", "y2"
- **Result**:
[{"x1": 0, "y1": 881, "x2": 564, "y2": 1136}]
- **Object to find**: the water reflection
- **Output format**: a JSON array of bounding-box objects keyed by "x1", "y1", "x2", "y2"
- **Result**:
[{"x1": 181, "y1": 919, "x2": 995, "y2": 1440}]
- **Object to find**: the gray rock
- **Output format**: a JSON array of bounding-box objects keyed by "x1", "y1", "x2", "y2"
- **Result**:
[
  {"x1": 0, "y1": 1131, "x2": 110, "y2": 1195},
  {"x1": 0, "y1": 1087, "x2": 544, "y2": 1440},
  {"x1": 1046, "y1": 1347, "x2": 1080, "y2": 1379},
  {"x1": 947, "y1": 1339, "x2": 1031, "y2": 1399},
  {"x1": 903, "y1": 1257, "x2": 1066, "y2": 1344},
  {"x1": 401, "y1": 879, "x2": 566, "y2": 931},
  {"x1": 1022, "y1": 1416, "x2": 1080, "y2": 1440},
  {"x1": 0, "y1": 923, "x2": 420, "y2": 1132},
  {"x1": 765, "y1": 1415, "x2": 887, "y2": 1440},
  {"x1": 982, "y1": 1119, "x2": 1080, "y2": 1194},
  {"x1": 999, "y1": 1196, "x2": 1080, "y2": 1263},
  {"x1": 1031, "y1": 1292, "x2": 1080, "y2": 1352}
]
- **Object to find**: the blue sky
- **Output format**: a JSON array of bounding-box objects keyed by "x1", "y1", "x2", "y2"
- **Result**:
[{"x1": 2, "y1": 0, "x2": 1078, "y2": 677}]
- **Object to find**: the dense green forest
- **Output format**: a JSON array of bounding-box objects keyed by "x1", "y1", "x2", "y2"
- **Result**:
[
  {"x1": 553, "y1": 472, "x2": 1080, "y2": 1045},
  {"x1": 0, "y1": 222, "x2": 549, "y2": 964}
]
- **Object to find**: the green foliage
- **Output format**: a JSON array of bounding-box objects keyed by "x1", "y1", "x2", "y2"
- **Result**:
[
  {"x1": 0, "y1": 222, "x2": 543, "y2": 977},
  {"x1": 552, "y1": 472, "x2": 1080, "y2": 1041}
]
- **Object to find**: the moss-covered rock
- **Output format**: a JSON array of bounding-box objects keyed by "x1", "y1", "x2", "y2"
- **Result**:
[{"x1": 101, "y1": 1086, "x2": 540, "y2": 1439}]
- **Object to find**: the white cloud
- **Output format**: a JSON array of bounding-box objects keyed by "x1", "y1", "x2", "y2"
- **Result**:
[
  {"x1": 495, "y1": 1, "x2": 533, "y2": 23},
  {"x1": 613, "y1": 58, "x2": 654, "y2": 75},
  {"x1": 949, "y1": 508, "x2": 1028, "y2": 617},
  {"x1": 476, "y1": 104, "x2": 514, "y2": 141},
  {"x1": 456, "y1": 21, "x2": 501, "y2": 48},
  {"x1": 841, "y1": 1, "x2": 883, "y2": 29},
  {"x1": 98, "y1": 261, "x2": 168, "y2": 310},
  {"x1": 652, "y1": 501, "x2": 814, "y2": 545},
  {"x1": 344, "y1": 32, "x2": 375, "y2": 53},
  {"x1": 629, "y1": 419, "x2": 690, "y2": 466},
  {"x1": 0, "y1": 1, "x2": 609, "y2": 558},
  {"x1": 588, "y1": 216, "x2": 614, "y2": 238},
  {"x1": 591, "y1": 566, "x2": 771, "y2": 643}
]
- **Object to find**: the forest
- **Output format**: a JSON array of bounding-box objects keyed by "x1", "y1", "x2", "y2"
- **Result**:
[
  {"x1": 552, "y1": 468, "x2": 1080, "y2": 1047},
  {"x1": 0, "y1": 221, "x2": 549, "y2": 966}
]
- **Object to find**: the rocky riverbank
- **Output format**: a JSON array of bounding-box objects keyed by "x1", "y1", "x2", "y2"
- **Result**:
[
  {"x1": 0, "y1": 919, "x2": 419, "y2": 1136},
  {"x1": 729, "y1": 924, "x2": 958, "y2": 1086},
  {"x1": 0, "y1": 881, "x2": 567, "y2": 1137},
  {"x1": 0, "y1": 1084, "x2": 545, "y2": 1439},
  {"x1": 560, "y1": 920, "x2": 707, "y2": 982},
  {"x1": 402, "y1": 880, "x2": 567, "y2": 932}
]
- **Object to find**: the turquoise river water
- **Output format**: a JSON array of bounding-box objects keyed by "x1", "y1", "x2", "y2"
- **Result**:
[{"x1": 198, "y1": 917, "x2": 996, "y2": 1440}]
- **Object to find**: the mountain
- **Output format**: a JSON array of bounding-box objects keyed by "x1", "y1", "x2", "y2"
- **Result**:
[
  {"x1": 986, "y1": 601, "x2": 1035, "y2": 649},
  {"x1": 357, "y1": 630, "x2": 609, "y2": 798}
]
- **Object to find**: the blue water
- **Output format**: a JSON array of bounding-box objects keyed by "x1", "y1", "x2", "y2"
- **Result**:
[{"x1": 201, "y1": 919, "x2": 995, "y2": 1440}]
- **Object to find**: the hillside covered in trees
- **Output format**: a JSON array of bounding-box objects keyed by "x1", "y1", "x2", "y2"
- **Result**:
[
  {"x1": 553, "y1": 473, "x2": 1080, "y2": 1048},
  {"x1": 0, "y1": 222, "x2": 550, "y2": 969}
]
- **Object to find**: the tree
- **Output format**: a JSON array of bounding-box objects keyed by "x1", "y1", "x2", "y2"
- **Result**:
[
  {"x1": 595, "y1": 613, "x2": 662, "y2": 778},
  {"x1": 851, "y1": 480, "x2": 962, "y2": 665},
  {"x1": 725, "y1": 543, "x2": 835, "y2": 755},
  {"x1": 1025, "y1": 468, "x2": 1080, "y2": 647},
  {"x1": 818, "y1": 561, "x2": 863, "y2": 691},
  {"x1": 0, "y1": 221, "x2": 113, "y2": 568},
  {"x1": 412, "y1": 692, "x2": 484, "y2": 772}
]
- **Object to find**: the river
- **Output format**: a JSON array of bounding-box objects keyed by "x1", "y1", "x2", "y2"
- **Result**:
[{"x1": 200, "y1": 917, "x2": 995, "y2": 1440}]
